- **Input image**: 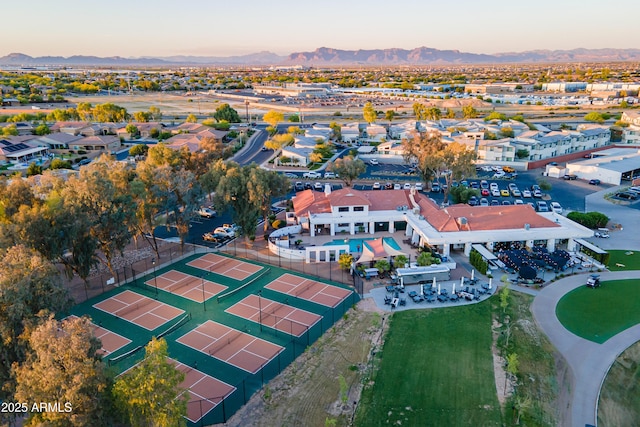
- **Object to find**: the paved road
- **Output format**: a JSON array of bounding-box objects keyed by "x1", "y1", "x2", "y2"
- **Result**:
[
  {"x1": 232, "y1": 129, "x2": 269, "y2": 165},
  {"x1": 532, "y1": 270, "x2": 640, "y2": 427}
]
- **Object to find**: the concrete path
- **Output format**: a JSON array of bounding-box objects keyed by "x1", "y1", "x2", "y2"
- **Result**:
[{"x1": 532, "y1": 270, "x2": 640, "y2": 427}]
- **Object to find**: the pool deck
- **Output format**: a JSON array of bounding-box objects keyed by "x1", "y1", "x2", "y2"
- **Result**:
[{"x1": 292, "y1": 230, "x2": 416, "y2": 257}]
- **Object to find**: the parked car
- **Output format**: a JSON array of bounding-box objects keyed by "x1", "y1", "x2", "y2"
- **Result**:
[
  {"x1": 302, "y1": 171, "x2": 321, "y2": 179},
  {"x1": 502, "y1": 166, "x2": 516, "y2": 173},
  {"x1": 323, "y1": 171, "x2": 336, "y2": 179},
  {"x1": 394, "y1": 183, "x2": 402, "y2": 190},
  {"x1": 500, "y1": 189, "x2": 510, "y2": 197},
  {"x1": 284, "y1": 172, "x2": 297, "y2": 178},
  {"x1": 197, "y1": 207, "x2": 217, "y2": 218},
  {"x1": 369, "y1": 158, "x2": 379, "y2": 165},
  {"x1": 616, "y1": 192, "x2": 638, "y2": 200},
  {"x1": 294, "y1": 182, "x2": 304, "y2": 191},
  {"x1": 481, "y1": 188, "x2": 490, "y2": 197},
  {"x1": 403, "y1": 183, "x2": 412, "y2": 190},
  {"x1": 490, "y1": 199, "x2": 500, "y2": 206},
  {"x1": 550, "y1": 201, "x2": 563, "y2": 213},
  {"x1": 214, "y1": 226, "x2": 236, "y2": 238},
  {"x1": 468, "y1": 196, "x2": 479, "y2": 206},
  {"x1": 514, "y1": 199, "x2": 524, "y2": 205},
  {"x1": 203, "y1": 232, "x2": 226, "y2": 242},
  {"x1": 536, "y1": 201, "x2": 549, "y2": 212},
  {"x1": 492, "y1": 171, "x2": 505, "y2": 179},
  {"x1": 522, "y1": 190, "x2": 532, "y2": 198},
  {"x1": 511, "y1": 189, "x2": 521, "y2": 197},
  {"x1": 563, "y1": 174, "x2": 577, "y2": 180},
  {"x1": 480, "y1": 180, "x2": 489, "y2": 189},
  {"x1": 501, "y1": 200, "x2": 512, "y2": 206},
  {"x1": 594, "y1": 228, "x2": 610, "y2": 238},
  {"x1": 479, "y1": 198, "x2": 489, "y2": 206},
  {"x1": 589, "y1": 179, "x2": 601, "y2": 185},
  {"x1": 314, "y1": 182, "x2": 323, "y2": 191},
  {"x1": 384, "y1": 182, "x2": 393, "y2": 190},
  {"x1": 533, "y1": 189, "x2": 543, "y2": 198},
  {"x1": 372, "y1": 182, "x2": 381, "y2": 190},
  {"x1": 491, "y1": 189, "x2": 501, "y2": 197},
  {"x1": 490, "y1": 182, "x2": 499, "y2": 191},
  {"x1": 415, "y1": 183, "x2": 423, "y2": 191}
]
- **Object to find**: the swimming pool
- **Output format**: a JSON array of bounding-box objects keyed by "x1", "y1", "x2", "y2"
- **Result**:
[{"x1": 325, "y1": 237, "x2": 401, "y2": 253}]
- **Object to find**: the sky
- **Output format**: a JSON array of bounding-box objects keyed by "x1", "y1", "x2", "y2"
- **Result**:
[{"x1": 3, "y1": 0, "x2": 639, "y2": 58}]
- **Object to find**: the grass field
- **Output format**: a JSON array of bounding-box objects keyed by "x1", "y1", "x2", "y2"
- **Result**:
[
  {"x1": 556, "y1": 279, "x2": 640, "y2": 343},
  {"x1": 598, "y1": 340, "x2": 640, "y2": 426},
  {"x1": 607, "y1": 250, "x2": 640, "y2": 271},
  {"x1": 355, "y1": 302, "x2": 502, "y2": 427}
]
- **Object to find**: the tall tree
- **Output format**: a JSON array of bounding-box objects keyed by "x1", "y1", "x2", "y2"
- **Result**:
[
  {"x1": 363, "y1": 101, "x2": 377, "y2": 124},
  {"x1": 185, "y1": 113, "x2": 198, "y2": 123},
  {"x1": 93, "y1": 103, "x2": 128, "y2": 122},
  {"x1": 113, "y1": 337, "x2": 188, "y2": 427},
  {"x1": 385, "y1": 109, "x2": 396, "y2": 125},
  {"x1": 213, "y1": 103, "x2": 240, "y2": 123},
  {"x1": 264, "y1": 133, "x2": 294, "y2": 151},
  {"x1": 62, "y1": 157, "x2": 136, "y2": 275},
  {"x1": 401, "y1": 131, "x2": 446, "y2": 185},
  {"x1": 440, "y1": 142, "x2": 478, "y2": 202},
  {"x1": 13, "y1": 316, "x2": 113, "y2": 427},
  {"x1": 149, "y1": 105, "x2": 162, "y2": 121},
  {"x1": 462, "y1": 104, "x2": 478, "y2": 119},
  {"x1": 0, "y1": 245, "x2": 71, "y2": 399},
  {"x1": 214, "y1": 162, "x2": 260, "y2": 241},
  {"x1": 248, "y1": 167, "x2": 290, "y2": 232},
  {"x1": 326, "y1": 156, "x2": 366, "y2": 187},
  {"x1": 263, "y1": 110, "x2": 284, "y2": 128}
]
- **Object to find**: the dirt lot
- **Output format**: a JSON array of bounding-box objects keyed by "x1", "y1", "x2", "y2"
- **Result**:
[{"x1": 220, "y1": 298, "x2": 387, "y2": 427}]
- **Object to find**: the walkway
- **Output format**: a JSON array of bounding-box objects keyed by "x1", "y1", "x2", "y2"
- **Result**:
[{"x1": 531, "y1": 270, "x2": 640, "y2": 427}]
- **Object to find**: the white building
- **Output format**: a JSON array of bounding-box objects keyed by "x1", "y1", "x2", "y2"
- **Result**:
[
  {"x1": 291, "y1": 186, "x2": 593, "y2": 258},
  {"x1": 341, "y1": 122, "x2": 361, "y2": 142},
  {"x1": 566, "y1": 148, "x2": 640, "y2": 185}
]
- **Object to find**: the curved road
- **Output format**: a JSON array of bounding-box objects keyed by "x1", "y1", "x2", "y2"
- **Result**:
[{"x1": 532, "y1": 270, "x2": 640, "y2": 427}]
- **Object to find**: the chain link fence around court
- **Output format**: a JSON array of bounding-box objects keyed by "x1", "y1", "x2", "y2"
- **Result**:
[
  {"x1": 221, "y1": 239, "x2": 364, "y2": 297},
  {"x1": 60, "y1": 241, "x2": 204, "y2": 304},
  {"x1": 183, "y1": 290, "x2": 359, "y2": 426}
]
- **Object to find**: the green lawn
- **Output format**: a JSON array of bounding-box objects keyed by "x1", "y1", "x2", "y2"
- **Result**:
[
  {"x1": 556, "y1": 279, "x2": 640, "y2": 343},
  {"x1": 355, "y1": 303, "x2": 502, "y2": 427},
  {"x1": 608, "y1": 250, "x2": 640, "y2": 271}
]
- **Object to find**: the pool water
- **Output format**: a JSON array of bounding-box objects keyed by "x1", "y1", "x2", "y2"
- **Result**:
[{"x1": 325, "y1": 237, "x2": 401, "y2": 253}]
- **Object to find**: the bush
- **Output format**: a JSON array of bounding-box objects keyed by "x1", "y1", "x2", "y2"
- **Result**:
[
  {"x1": 469, "y1": 249, "x2": 489, "y2": 275},
  {"x1": 566, "y1": 211, "x2": 609, "y2": 229}
]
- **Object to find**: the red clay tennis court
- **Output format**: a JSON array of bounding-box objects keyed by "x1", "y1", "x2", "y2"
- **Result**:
[
  {"x1": 145, "y1": 270, "x2": 228, "y2": 302},
  {"x1": 170, "y1": 358, "x2": 236, "y2": 423},
  {"x1": 66, "y1": 315, "x2": 132, "y2": 356},
  {"x1": 264, "y1": 273, "x2": 353, "y2": 307},
  {"x1": 187, "y1": 253, "x2": 262, "y2": 281},
  {"x1": 225, "y1": 295, "x2": 322, "y2": 337},
  {"x1": 176, "y1": 321, "x2": 283, "y2": 373},
  {"x1": 93, "y1": 290, "x2": 185, "y2": 331}
]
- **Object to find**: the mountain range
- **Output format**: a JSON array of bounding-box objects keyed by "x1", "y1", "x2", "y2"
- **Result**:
[{"x1": 2, "y1": 47, "x2": 640, "y2": 66}]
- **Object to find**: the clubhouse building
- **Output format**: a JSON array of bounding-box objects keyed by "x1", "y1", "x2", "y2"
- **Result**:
[{"x1": 288, "y1": 186, "x2": 594, "y2": 260}]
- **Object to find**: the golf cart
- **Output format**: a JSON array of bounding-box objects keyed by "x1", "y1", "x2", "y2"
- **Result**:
[
  {"x1": 586, "y1": 274, "x2": 601, "y2": 288},
  {"x1": 594, "y1": 228, "x2": 610, "y2": 238}
]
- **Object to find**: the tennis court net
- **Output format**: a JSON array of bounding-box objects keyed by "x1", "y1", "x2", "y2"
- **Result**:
[
  {"x1": 207, "y1": 330, "x2": 243, "y2": 359},
  {"x1": 114, "y1": 298, "x2": 154, "y2": 318}
]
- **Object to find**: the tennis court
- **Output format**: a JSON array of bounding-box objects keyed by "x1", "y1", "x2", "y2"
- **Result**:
[
  {"x1": 145, "y1": 270, "x2": 228, "y2": 303},
  {"x1": 170, "y1": 358, "x2": 236, "y2": 423},
  {"x1": 225, "y1": 294, "x2": 322, "y2": 337},
  {"x1": 264, "y1": 273, "x2": 353, "y2": 307},
  {"x1": 66, "y1": 315, "x2": 132, "y2": 356},
  {"x1": 93, "y1": 290, "x2": 185, "y2": 331},
  {"x1": 176, "y1": 321, "x2": 284, "y2": 373},
  {"x1": 187, "y1": 253, "x2": 262, "y2": 281}
]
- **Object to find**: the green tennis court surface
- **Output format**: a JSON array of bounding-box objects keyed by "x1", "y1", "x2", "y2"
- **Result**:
[{"x1": 66, "y1": 252, "x2": 358, "y2": 426}]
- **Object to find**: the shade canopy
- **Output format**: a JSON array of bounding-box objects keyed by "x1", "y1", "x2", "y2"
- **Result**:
[
  {"x1": 519, "y1": 265, "x2": 537, "y2": 280},
  {"x1": 355, "y1": 238, "x2": 406, "y2": 264}
]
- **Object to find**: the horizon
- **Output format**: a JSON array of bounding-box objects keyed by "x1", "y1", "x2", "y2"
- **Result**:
[{"x1": 6, "y1": 0, "x2": 640, "y2": 58}]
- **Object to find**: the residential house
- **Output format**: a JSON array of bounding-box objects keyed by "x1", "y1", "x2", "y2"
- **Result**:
[
  {"x1": 281, "y1": 146, "x2": 313, "y2": 166},
  {"x1": 341, "y1": 122, "x2": 360, "y2": 143},
  {"x1": 70, "y1": 135, "x2": 120, "y2": 153},
  {"x1": 0, "y1": 138, "x2": 49, "y2": 163},
  {"x1": 34, "y1": 133, "x2": 84, "y2": 150}
]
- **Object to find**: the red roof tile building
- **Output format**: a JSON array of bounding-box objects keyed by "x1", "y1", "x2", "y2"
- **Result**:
[{"x1": 292, "y1": 186, "x2": 593, "y2": 258}]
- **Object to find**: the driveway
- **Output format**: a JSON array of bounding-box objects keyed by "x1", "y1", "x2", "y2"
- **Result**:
[
  {"x1": 585, "y1": 186, "x2": 640, "y2": 251},
  {"x1": 532, "y1": 270, "x2": 640, "y2": 427}
]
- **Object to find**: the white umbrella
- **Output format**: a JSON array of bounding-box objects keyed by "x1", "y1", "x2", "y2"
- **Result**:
[
  {"x1": 489, "y1": 277, "x2": 493, "y2": 289},
  {"x1": 438, "y1": 284, "x2": 441, "y2": 295},
  {"x1": 420, "y1": 283, "x2": 424, "y2": 296},
  {"x1": 432, "y1": 276, "x2": 436, "y2": 289},
  {"x1": 460, "y1": 276, "x2": 465, "y2": 288},
  {"x1": 471, "y1": 269, "x2": 475, "y2": 281},
  {"x1": 452, "y1": 283, "x2": 456, "y2": 295}
]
